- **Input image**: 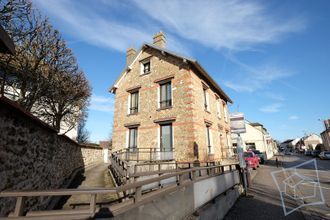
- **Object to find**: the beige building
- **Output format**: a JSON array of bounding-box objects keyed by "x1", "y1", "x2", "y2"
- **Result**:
[
  {"x1": 320, "y1": 119, "x2": 330, "y2": 151},
  {"x1": 299, "y1": 133, "x2": 323, "y2": 150},
  {"x1": 110, "y1": 32, "x2": 233, "y2": 162},
  {"x1": 231, "y1": 121, "x2": 277, "y2": 159}
]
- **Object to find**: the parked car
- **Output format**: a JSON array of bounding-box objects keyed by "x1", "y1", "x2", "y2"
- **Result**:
[
  {"x1": 244, "y1": 151, "x2": 259, "y2": 170},
  {"x1": 311, "y1": 150, "x2": 321, "y2": 157},
  {"x1": 319, "y1": 151, "x2": 330, "y2": 160},
  {"x1": 252, "y1": 150, "x2": 265, "y2": 164},
  {"x1": 304, "y1": 150, "x2": 312, "y2": 156},
  {"x1": 284, "y1": 151, "x2": 293, "y2": 155}
]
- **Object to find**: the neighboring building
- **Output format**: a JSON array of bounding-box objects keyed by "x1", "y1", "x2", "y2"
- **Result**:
[
  {"x1": 300, "y1": 134, "x2": 323, "y2": 150},
  {"x1": 280, "y1": 138, "x2": 302, "y2": 151},
  {"x1": 320, "y1": 119, "x2": 330, "y2": 151},
  {"x1": 1, "y1": 87, "x2": 79, "y2": 140},
  {"x1": 0, "y1": 26, "x2": 78, "y2": 140},
  {"x1": 110, "y1": 32, "x2": 233, "y2": 162},
  {"x1": 231, "y1": 120, "x2": 276, "y2": 159},
  {"x1": 99, "y1": 141, "x2": 111, "y2": 163}
]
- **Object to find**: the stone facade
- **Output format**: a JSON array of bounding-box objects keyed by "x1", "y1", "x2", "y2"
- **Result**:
[
  {"x1": 0, "y1": 97, "x2": 103, "y2": 216},
  {"x1": 111, "y1": 33, "x2": 233, "y2": 162}
]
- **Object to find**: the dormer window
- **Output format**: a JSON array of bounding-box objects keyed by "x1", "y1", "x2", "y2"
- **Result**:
[
  {"x1": 143, "y1": 61, "x2": 150, "y2": 73},
  {"x1": 140, "y1": 58, "x2": 151, "y2": 75}
]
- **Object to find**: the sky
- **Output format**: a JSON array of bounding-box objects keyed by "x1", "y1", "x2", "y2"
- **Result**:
[{"x1": 33, "y1": 0, "x2": 330, "y2": 142}]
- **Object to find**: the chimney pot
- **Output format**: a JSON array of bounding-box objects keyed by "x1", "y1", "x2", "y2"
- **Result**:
[
  {"x1": 153, "y1": 31, "x2": 166, "y2": 48},
  {"x1": 126, "y1": 47, "x2": 136, "y2": 66}
]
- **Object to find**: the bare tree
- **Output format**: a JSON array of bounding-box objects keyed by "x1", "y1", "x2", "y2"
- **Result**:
[
  {"x1": 77, "y1": 111, "x2": 90, "y2": 144},
  {"x1": 0, "y1": 0, "x2": 91, "y2": 134}
]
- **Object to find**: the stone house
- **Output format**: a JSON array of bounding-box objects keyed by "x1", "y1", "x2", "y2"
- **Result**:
[{"x1": 109, "y1": 32, "x2": 233, "y2": 162}]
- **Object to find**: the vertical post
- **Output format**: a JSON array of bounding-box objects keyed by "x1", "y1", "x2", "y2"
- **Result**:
[
  {"x1": 191, "y1": 170, "x2": 196, "y2": 181},
  {"x1": 177, "y1": 174, "x2": 183, "y2": 186},
  {"x1": 90, "y1": 194, "x2": 97, "y2": 216},
  {"x1": 13, "y1": 196, "x2": 26, "y2": 217},
  {"x1": 150, "y1": 148, "x2": 152, "y2": 161},
  {"x1": 135, "y1": 186, "x2": 142, "y2": 203},
  {"x1": 158, "y1": 163, "x2": 161, "y2": 188}
]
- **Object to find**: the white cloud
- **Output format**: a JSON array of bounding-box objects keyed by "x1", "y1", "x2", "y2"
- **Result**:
[
  {"x1": 260, "y1": 103, "x2": 282, "y2": 113},
  {"x1": 34, "y1": 0, "x2": 305, "y2": 53},
  {"x1": 264, "y1": 92, "x2": 286, "y2": 101},
  {"x1": 223, "y1": 61, "x2": 294, "y2": 93},
  {"x1": 133, "y1": 0, "x2": 305, "y2": 51},
  {"x1": 89, "y1": 95, "x2": 114, "y2": 113},
  {"x1": 289, "y1": 115, "x2": 299, "y2": 120},
  {"x1": 34, "y1": 0, "x2": 150, "y2": 52}
]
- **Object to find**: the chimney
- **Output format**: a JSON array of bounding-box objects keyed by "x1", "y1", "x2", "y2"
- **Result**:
[
  {"x1": 153, "y1": 31, "x2": 166, "y2": 48},
  {"x1": 126, "y1": 47, "x2": 136, "y2": 66}
]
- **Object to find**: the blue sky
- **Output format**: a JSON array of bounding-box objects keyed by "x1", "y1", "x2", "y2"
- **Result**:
[{"x1": 33, "y1": 0, "x2": 330, "y2": 142}]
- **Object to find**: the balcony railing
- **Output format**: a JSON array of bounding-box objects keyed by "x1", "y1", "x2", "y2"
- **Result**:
[{"x1": 113, "y1": 147, "x2": 174, "y2": 162}]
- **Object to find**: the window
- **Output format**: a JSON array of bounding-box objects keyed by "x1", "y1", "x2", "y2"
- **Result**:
[
  {"x1": 206, "y1": 125, "x2": 213, "y2": 154},
  {"x1": 142, "y1": 61, "x2": 150, "y2": 74},
  {"x1": 160, "y1": 123, "x2": 173, "y2": 151},
  {"x1": 216, "y1": 98, "x2": 221, "y2": 118},
  {"x1": 203, "y1": 88, "x2": 208, "y2": 111},
  {"x1": 223, "y1": 103, "x2": 228, "y2": 122},
  {"x1": 129, "y1": 91, "x2": 139, "y2": 114},
  {"x1": 128, "y1": 127, "x2": 138, "y2": 150},
  {"x1": 159, "y1": 82, "x2": 172, "y2": 108},
  {"x1": 226, "y1": 131, "x2": 231, "y2": 147}
]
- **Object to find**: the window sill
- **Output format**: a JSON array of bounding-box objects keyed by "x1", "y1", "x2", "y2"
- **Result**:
[
  {"x1": 127, "y1": 112, "x2": 138, "y2": 116},
  {"x1": 157, "y1": 106, "x2": 173, "y2": 111},
  {"x1": 140, "y1": 71, "x2": 151, "y2": 76}
]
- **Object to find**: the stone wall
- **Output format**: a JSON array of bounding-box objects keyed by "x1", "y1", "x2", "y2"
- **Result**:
[{"x1": 0, "y1": 97, "x2": 103, "y2": 216}]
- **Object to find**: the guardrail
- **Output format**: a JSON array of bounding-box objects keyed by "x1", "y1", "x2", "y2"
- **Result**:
[{"x1": 0, "y1": 163, "x2": 240, "y2": 219}]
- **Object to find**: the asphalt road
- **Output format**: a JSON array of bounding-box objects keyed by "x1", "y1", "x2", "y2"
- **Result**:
[
  {"x1": 225, "y1": 158, "x2": 305, "y2": 220},
  {"x1": 225, "y1": 154, "x2": 330, "y2": 220},
  {"x1": 280, "y1": 153, "x2": 330, "y2": 218}
]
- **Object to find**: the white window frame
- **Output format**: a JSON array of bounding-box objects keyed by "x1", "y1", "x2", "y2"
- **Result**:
[
  {"x1": 203, "y1": 88, "x2": 210, "y2": 111},
  {"x1": 216, "y1": 98, "x2": 221, "y2": 118},
  {"x1": 223, "y1": 103, "x2": 228, "y2": 122},
  {"x1": 158, "y1": 81, "x2": 173, "y2": 109},
  {"x1": 128, "y1": 90, "x2": 139, "y2": 114},
  {"x1": 206, "y1": 125, "x2": 214, "y2": 154},
  {"x1": 226, "y1": 131, "x2": 231, "y2": 147},
  {"x1": 127, "y1": 94, "x2": 131, "y2": 115},
  {"x1": 126, "y1": 127, "x2": 139, "y2": 150},
  {"x1": 140, "y1": 59, "x2": 151, "y2": 75}
]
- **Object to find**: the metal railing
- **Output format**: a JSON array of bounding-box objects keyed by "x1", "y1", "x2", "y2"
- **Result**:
[
  {"x1": 113, "y1": 148, "x2": 175, "y2": 162},
  {"x1": 0, "y1": 163, "x2": 240, "y2": 219}
]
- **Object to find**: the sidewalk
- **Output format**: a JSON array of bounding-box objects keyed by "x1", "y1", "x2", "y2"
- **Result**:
[
  {"x1": 224, "y1": 160, "x2": 305, "y2": 220},
  {"x1": 56, "y1": 163, "x2": 117, "y2": 210}
]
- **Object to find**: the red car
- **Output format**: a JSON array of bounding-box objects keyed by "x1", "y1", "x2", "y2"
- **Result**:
[{"x1": 244, "y1": 151, "x2": 260, "y2": 169}]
